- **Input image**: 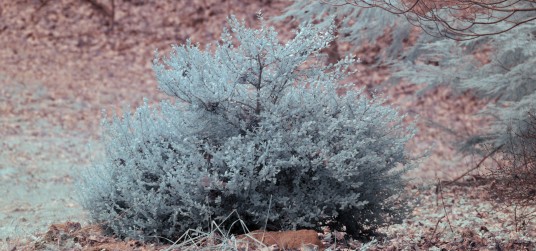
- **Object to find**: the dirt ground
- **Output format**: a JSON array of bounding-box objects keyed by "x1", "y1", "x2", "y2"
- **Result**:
[{"x1": 1, "y1": 0, "x2": 534, "y2": 250}]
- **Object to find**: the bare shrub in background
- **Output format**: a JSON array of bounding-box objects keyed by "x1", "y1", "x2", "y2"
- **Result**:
[{"x1": 487, "y1": 112, "x2": 536, "y2": 228}]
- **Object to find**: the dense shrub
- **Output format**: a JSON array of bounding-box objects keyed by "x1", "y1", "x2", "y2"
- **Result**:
[{"x1": 78, "y1": 16, "x2": 415, "y2": 242}]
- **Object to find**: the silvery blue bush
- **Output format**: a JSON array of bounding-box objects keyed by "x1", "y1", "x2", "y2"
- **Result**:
[{"x1": 79, "y1": 16, "x2": 415, "y2": 242}]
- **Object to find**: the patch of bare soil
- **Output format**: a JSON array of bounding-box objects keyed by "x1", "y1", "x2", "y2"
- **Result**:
[{"x1": 1, "y1": 0, "x2": 534, "y2": 250}]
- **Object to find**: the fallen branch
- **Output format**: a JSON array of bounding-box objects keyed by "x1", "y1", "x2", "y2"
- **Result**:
[{"x1": 445, "y1": 144, "x2": 504, "y2": 186}]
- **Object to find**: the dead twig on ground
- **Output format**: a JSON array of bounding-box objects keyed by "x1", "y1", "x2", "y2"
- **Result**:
[
  {"x1": 435, "y1": 178, "x2": 454, "y2": 234},
  {"x1": 445, "y1": 144, "x2": 504, "y2": 186}
]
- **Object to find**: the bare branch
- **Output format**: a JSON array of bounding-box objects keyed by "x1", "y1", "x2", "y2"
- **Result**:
[{"x1": 321, "y1": 0, "x2": 536, "y2": 40}]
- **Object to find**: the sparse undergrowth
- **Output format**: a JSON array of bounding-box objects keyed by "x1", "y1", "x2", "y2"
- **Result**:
[
  {"x1": 6, "y1": 179, "x2": 535, "y2": 250},
  {"x1": 486, "y1": 112, "x2": 536, "y2": 208}
]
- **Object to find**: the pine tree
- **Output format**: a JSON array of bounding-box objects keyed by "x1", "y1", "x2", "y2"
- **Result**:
[
  {"x1": 283, "y1": 0, "x2": 536, "y2": 213},
  {"x1": 283, "y1": 0, "x2": 536, "y2": 158},
  {"x1": 393, "y1": 21, "x2": 536, "y2": 153}
]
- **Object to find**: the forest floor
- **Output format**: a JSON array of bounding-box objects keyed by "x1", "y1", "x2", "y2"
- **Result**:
[{"x1": 0, "y1": 0, "x2": 534, "y2": 250}]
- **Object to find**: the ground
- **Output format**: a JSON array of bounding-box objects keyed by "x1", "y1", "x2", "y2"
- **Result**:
[{"x1": 0, "y1": 0, "x2": 534, "y2": 250}]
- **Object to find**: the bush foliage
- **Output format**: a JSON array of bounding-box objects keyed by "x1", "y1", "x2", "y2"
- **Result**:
[
  {"x1": 279, "y1": 0, "x2": 413, "y2": 62},
  {"x1": 79, "y1": 16, "x2": 415, "y2": 242}
]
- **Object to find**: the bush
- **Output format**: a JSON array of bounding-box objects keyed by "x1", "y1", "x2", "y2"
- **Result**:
[
  {"x1": 78, "y1": 16, "x2": 415, "y2": 242},
  {"x1": 487, "y1": 112, "x2": 536, "y2": 207}
]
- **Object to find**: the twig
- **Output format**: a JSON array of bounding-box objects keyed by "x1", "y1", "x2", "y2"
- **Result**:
[
  {"x1": 431, "y1": 214, "x2": 446, "y2": 238},
  {"x1": 109, "y1": 0, "x2": 115, "y2": 32},
  {"x1": 261, "y1": 195, "x2": 273, "y2": 243},
  {"x1": 514, "y1": 204, "x2": 518, "y2": 232},
  {"x1": 436, "y1": 179, "x2": 454, "y2": 233},
  {"x1": 446, "y1": 143, "x2": 504, "y2": 186}
]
